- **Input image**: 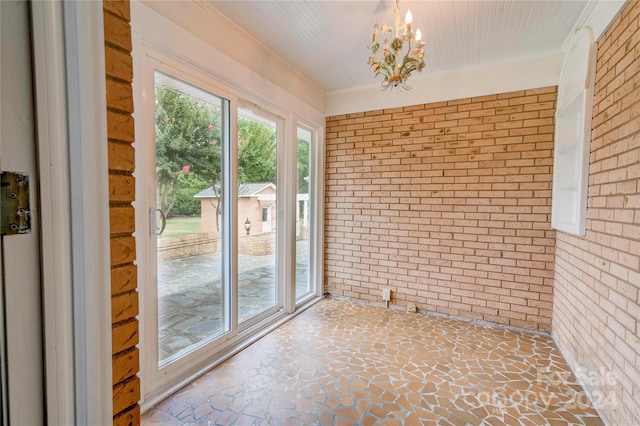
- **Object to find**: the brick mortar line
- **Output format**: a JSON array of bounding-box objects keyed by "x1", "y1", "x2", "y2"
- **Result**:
[
  {"x1": 107, "y1": 107, "x2": 134, "y2": 117},
  {"x1": 112, "y1": 404, "x2": 138, "y2": 422},
  {"x1": 110, "y1": 233, "x2": 135, "y2": 239},
  {"x1": 109, "y1": 169, "x2": 135, "y2": 177},
  {"x1": 109, "y1": 201, "x2": 134, "y2": 208},
  {"x1": 106, "y1": 74, "x2": 134, "y2": 86},
  {"x1": 112, "y1": 316, "x2": 138, "y2": 328},
  {"x1": 111, "y1": 261, "x2": 136, "y2": 269},
  {"x1": 112, "y1": 345, "x2": 138, "y2": 359},
  {"x1": 103, "y1": 8, "x2": 129, "y2": 22},
  {"x1": 107, "y1": 138, "x2": 135, "y2": 146},
  {"x1": 104, "y1": 39, "x2": 131, "y2": 55}
]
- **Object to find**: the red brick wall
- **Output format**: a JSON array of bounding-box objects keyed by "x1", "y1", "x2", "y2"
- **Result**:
[
  {"x1": 104, "y1": 0, "x2": 140, "y2": 424},
  {"x1": 325, "y1": 88, "x2": 557, "y2": 332},
  {"x1": 158, "y1": 234, "x2": 221, "y2": 260},
  {"x1": 157, "y1": 233, "x2": 274, "y2": 260},
  {"x1": 553, "y1": 1, "x2": 640, "y2": 424}
]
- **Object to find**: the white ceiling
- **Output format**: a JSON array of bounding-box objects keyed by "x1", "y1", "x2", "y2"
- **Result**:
[{"x1": 205, "y1": 0, "x2": 593, "y2": 94}]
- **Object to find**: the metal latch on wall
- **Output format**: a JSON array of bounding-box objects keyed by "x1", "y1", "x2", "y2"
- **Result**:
[{"x1": 0, "y1": 172, "x2": 31, "y2": 235}]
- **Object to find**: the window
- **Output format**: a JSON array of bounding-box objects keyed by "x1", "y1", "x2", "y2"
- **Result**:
[{"x1": 295, "y1": 125, "x2": 315, "y2": 301}]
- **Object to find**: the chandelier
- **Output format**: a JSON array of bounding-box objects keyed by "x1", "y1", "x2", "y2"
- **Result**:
[{"x1": 368, "y1": 0, "x2": 426, "y2": 91}]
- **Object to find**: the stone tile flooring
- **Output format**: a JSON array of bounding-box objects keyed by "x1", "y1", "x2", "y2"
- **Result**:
[
  {"x1": 142, "y1": 299, "x2": 604, "y2": 425},
  {"x1": 158, "y1": 242, "x2": 311, "y2": 362},
  {"x1": 157, "y1": 252, "x2": 276, "y2": 362}
]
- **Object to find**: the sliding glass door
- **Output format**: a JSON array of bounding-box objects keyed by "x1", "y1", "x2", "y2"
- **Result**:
[
  {"x1": 139, "y1": 54, "x2": 322, "y2": 403},
  {"x1": 296, "y1": 126, "x2": 314, "y2": 301},
  {"x1": 148, "y1": 69, "x2": 288, "y2": 371},
  {"x1": 153, "y1": 71, "x2": 230, "y2": 366},
  {"x1": 236, "y1": 107, "x2": 280, "y2": 325}
]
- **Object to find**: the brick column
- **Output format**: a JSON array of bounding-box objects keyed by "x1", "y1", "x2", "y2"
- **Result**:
[{"x1": 103, "y1": 0, "x2": 140, "y2": 424}]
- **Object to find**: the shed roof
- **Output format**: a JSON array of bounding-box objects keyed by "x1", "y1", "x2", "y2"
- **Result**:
[{"x1": 194, "y1": 182, "x2": 276, "y2": 198}]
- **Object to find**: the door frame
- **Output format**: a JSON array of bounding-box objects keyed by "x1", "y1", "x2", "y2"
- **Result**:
[
  {"x1": 135, "y1": 41, "x2": 321, "y2": 408},
  {"x1": 133, "y1": 8, "x2": 326, "y2": 405},
  {"x1": 236, "y1": 101, "x2": 286, "y2": 329},
  {"x1": 30, "y1": 1, "x2": 112, "y2": 424},
  {"x1": 292, "y1": 121, "x2": 323, "y2": 306},
  {"x1": 137, "y1": 46, "x2": 245, "y2": 404}
]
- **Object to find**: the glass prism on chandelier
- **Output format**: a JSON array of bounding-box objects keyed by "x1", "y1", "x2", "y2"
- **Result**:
[{"x1": 368, "y1": 0, "x2": 426, "y2": 91}]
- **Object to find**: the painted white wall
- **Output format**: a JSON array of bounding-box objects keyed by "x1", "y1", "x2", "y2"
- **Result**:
[
  {"x1": 134, "y1": 1, "x2": 325, "y2": 121},
  {"x1": 326, "y1": 52, "x2": 564, "y2": 116},
  {"x1": 563, "y1": 0, "x2": 626, "y2": 51},
  {"x1": 325, "y1": 0, "x2": 625, "y2": 117},
  {"x1": 134, "y1": 0, "x2": 626, "y2": 119}
]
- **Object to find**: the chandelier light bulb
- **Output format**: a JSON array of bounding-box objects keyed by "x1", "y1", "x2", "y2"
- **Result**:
[
  {"x1": 405, "y1": 10, "x2": 412, "y2": 32},
  {"x1": 416, "y1": 28, "x2": 422, "y2": 41}
]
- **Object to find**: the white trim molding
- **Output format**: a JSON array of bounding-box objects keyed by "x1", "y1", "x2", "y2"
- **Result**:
[
  {"x1": 563, "y1": 0, "x2": 626, "y2": 49},
  {"x1": 140, "y1": 0, "x2": 325, "y2": 113},
  {"x1": 30, "y1": 1, "x2": 75, "y2": 424},
  {"x1": 63, "y1": 1, "x2": 113, "y2": 424},
  {"x1": 552, "y1": 26, "x2": 597, "y2": 236},
  {"x1": 131, "y1": 1, "x2": 325, "y2": 125},
  {"x1": 326, "y1": 52, "x2": 564, "y2": 116}
]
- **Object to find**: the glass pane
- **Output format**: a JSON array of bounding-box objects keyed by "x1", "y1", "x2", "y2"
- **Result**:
[
  {"x1": 154, "y1": 71, "x2": 228, "y2": 365},
  {"x1": 295, "y1": 126, "x2": 312, "y2": 300},
  {"x1": 237, "y1": 108, "x2": 278, "y2": 324}
]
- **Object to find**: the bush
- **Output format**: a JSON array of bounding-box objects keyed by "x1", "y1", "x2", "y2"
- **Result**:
[
  {"x1": 170, "y1": 188, "x2": 201, "y2": 217},
  {"x1": 168, "y1": 173, "x2": 209, "y2": 217}
]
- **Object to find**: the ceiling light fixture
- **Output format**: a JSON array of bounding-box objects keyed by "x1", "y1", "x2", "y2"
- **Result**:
[{"x1": 368, "y1": 0, "x2": 426, "y2": 91}]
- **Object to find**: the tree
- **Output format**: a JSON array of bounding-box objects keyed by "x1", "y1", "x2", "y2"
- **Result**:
[
  {"x1": 238, "y1": 117, "x2": 277, "y2": 184},
  {"x1": 155, "y1": 86, "x2": 222, "y2": 217},
  {"x1": 155, "y1": 86, "x2": 281, "y2": 228},
  {"x1": 297, "y1": 137, "x2": 310, "y2": 194}
]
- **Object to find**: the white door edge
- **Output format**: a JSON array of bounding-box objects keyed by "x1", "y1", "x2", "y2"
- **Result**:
[
  {"x1": 63, "y1": 1, "x2": 113, "y2": 423},
  {"x1": 30, "y1": 1, "x2": 75, "y2": 424},
  {"x1": 32, "y1": 1, "x2": 113, "y2": 424}
]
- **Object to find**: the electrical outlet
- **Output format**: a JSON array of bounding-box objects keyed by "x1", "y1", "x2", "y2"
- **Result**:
[
  {"x1": 407, "y1": 303, "x2": 417, "y2": 313},
  {"x1": 382, "y1": 288, "x2": 391, "y2": 301}
]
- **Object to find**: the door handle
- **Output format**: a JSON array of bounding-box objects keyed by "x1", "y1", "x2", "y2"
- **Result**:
[{"x1": 149, "y1": 207, "x2": 166, "y2": 236}]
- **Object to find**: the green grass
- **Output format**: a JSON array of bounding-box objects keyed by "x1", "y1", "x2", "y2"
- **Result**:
[{"x1": 161, "y1": 216, "x2": 202, "y2": 239}]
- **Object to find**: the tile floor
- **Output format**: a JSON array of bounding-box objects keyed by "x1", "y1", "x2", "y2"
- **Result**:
[
  {"x1": 142, "y1": 299, "x2": 604, "y2": 425},
  {"x1": 157, "y1": 242, "x2": 310, "y2": 362}
]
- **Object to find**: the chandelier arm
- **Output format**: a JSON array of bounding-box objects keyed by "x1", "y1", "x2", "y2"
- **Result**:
[{"x1": 394, "y1": 1, "x2": 400, "y2": 38}]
